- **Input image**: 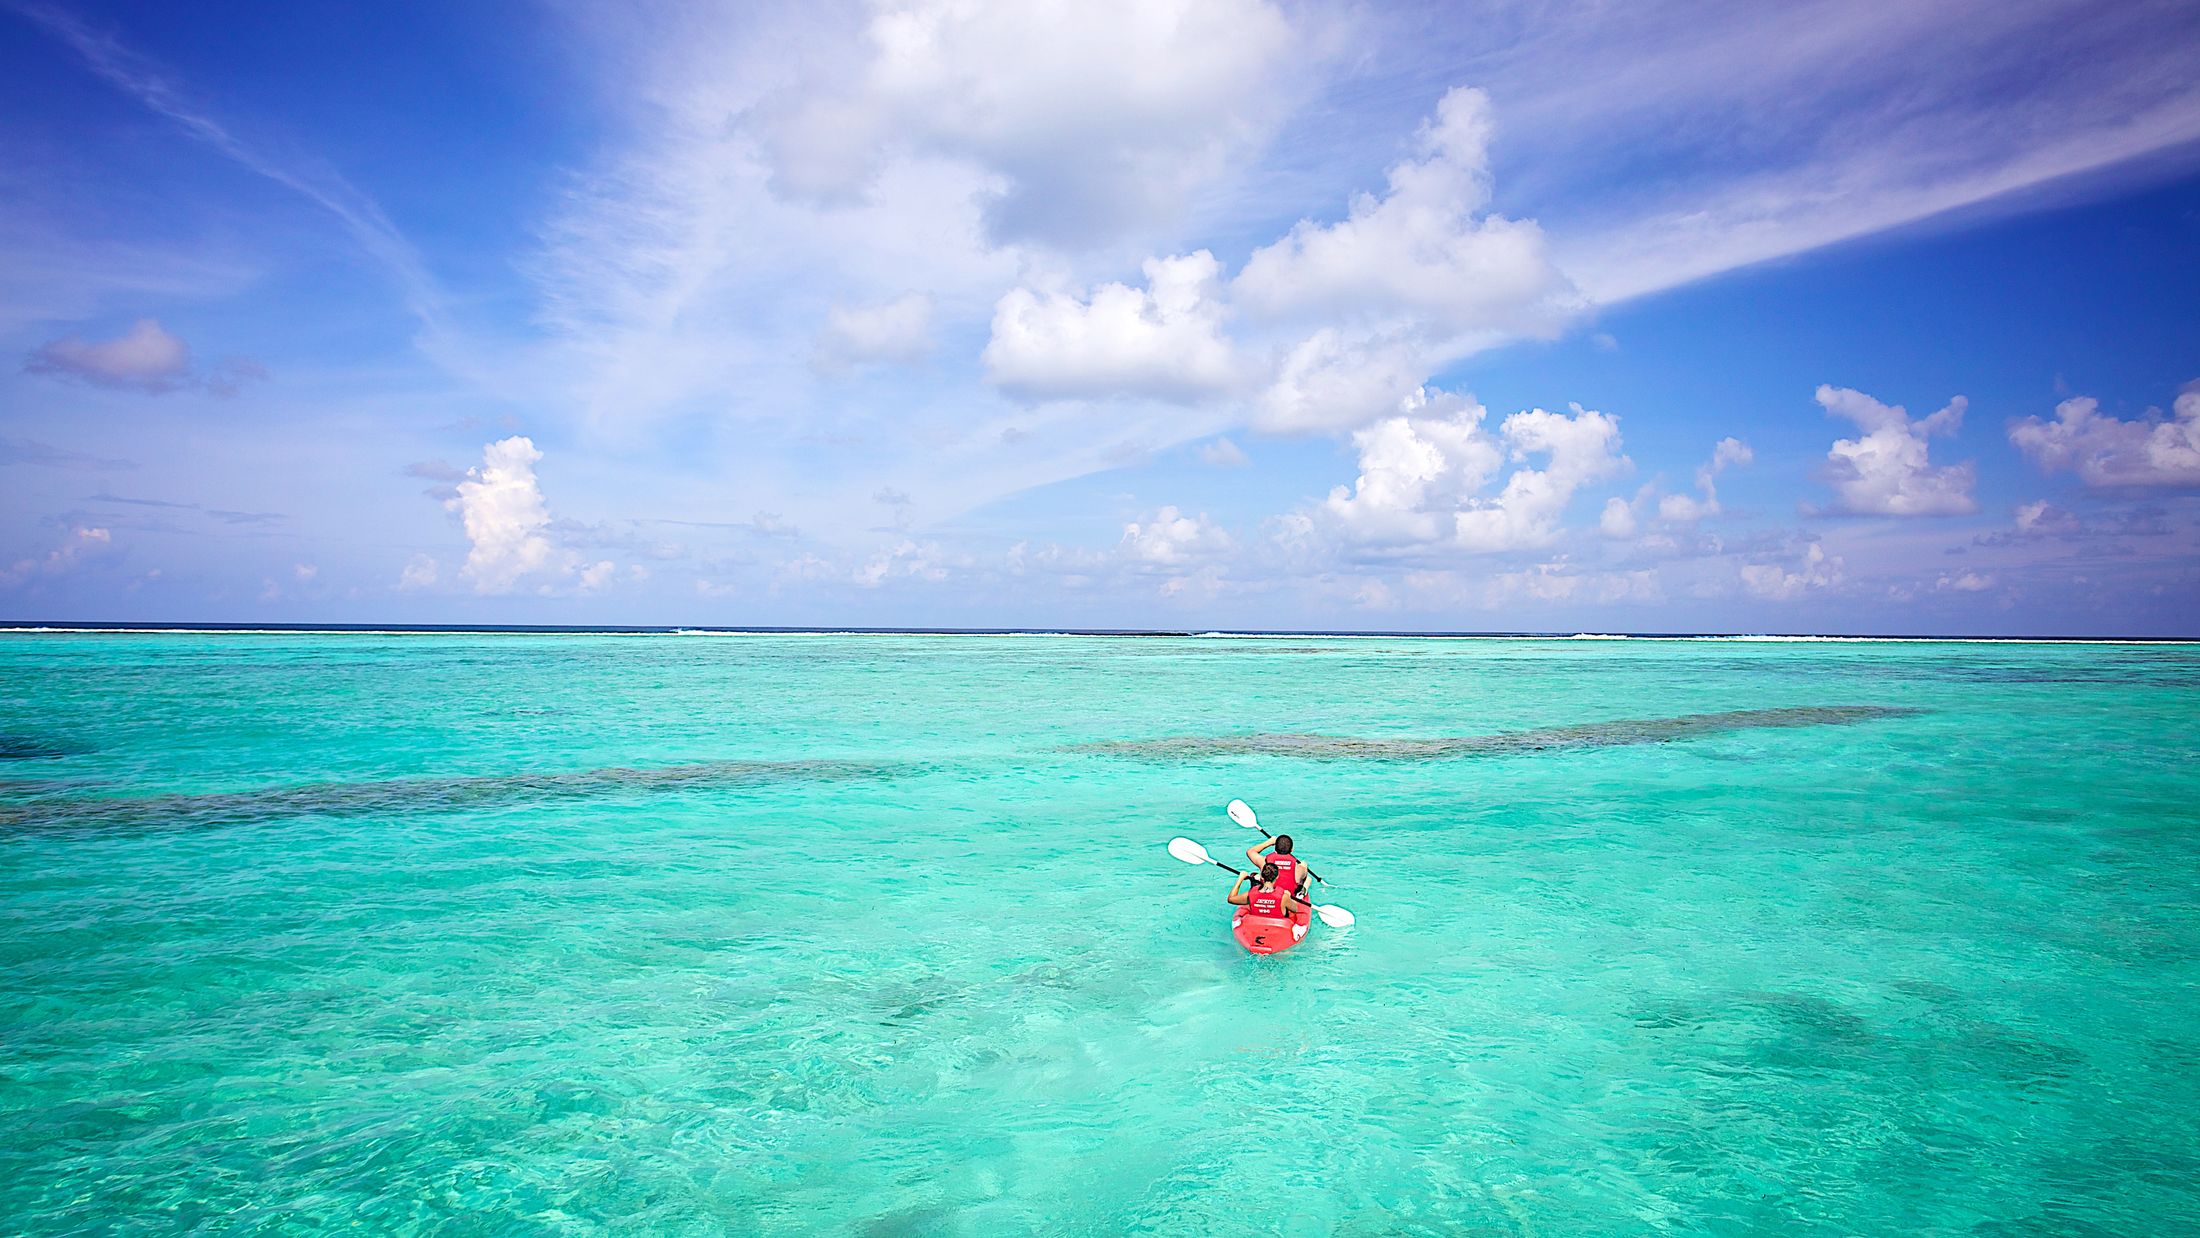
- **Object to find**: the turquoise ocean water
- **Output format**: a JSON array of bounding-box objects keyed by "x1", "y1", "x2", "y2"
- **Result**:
[{"x1": 3, "y1": 632, "x2": 2197, "y2": 1235}]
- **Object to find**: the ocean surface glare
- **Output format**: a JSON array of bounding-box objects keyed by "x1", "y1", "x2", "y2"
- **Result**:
[{"x1": 2, "y1": 632, "x2": 2196, "y2": 1235}]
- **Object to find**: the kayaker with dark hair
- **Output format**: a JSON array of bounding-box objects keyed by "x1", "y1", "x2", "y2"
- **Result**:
[
  {"x1": 1245, "y1": 831, "x2": 1309, "y2": 900},
  {"x1": 1228, "y1": 861, "x2": 1310, "y2": 920}
]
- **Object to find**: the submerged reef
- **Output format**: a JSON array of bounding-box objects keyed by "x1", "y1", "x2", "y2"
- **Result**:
[
  {"x1": 1074, "y1": 705, "x2": 1922, "y2": 762},
  {"x1": 0, "y1": 734, "x2": 89, "y2": 760},
  {"x1": 0, "y1": 757, "x2": 892, "y2": 833}
]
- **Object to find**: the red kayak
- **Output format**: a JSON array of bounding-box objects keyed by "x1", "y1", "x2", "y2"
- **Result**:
[{"x1": 1231, "y1": 903, "x2": 1311, "y2": 955}]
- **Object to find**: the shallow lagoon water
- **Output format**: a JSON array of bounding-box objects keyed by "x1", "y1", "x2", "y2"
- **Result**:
[{"x1": 2, "y1": 632, "x2": 2197, "y2": 1234}]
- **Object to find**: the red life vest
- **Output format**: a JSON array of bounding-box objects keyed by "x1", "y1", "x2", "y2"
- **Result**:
[
  {"x1": 1246, "y1": 885, "x2": 1286, "y2": 917},
  {"x1": 1267, "y1": 853, "x2": 1301, "y2": 895}
]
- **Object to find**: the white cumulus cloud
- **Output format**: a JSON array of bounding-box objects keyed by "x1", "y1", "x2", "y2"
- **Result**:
[
  {"x1": 397, "y1": 554, "x2": 440, "y2": 590},
  {"x1": 450, "y1": 437, "x2": 623, "y2": 595},
  {"x1": 2014, "y1": 500, "x2": 2081, "y2": 535},
  {"x1": 1235, "y1": 87, "x2": 1576, "y2": 338},
  {"x1": 853, "y1": 539, "x2": 954, "y2": 587},
  {"x1": 1254, "y1": 327, "x2": 1425, "y2": 433},
  {"x1": 1235, "y1": 88, "x2": 1578, "y2": 434},
  {"x1": 454, "y1": 437, "x2": 561, "y2": 592},
  {"x1": 0, "y1": 526, "x2": 115, "y2": 587},
  {"x1": 1454, "y1": 404, "x2": 1629, "y2": 552},
  {"x1": 1321, "y1": 389, "x2": 1504, "y2": 546},
  {"x1": 1120, "y1": 505, "x2": 1234, "y2": 566},
  {"x1": 762, "y1": 0, "x2": 1300, "y2": 247},
  {"x1": 1936, "y1": 571, "x2": 1994, "y2": 593},
  {"x1": 1653, "y1": 436, "x2": 1753, "y2": 525},
  {"x1": 25, "y1": 318, "x2": 190, "y2": 393},
  {"x1": 983, "y1": 251, "x2": 1240, "y2": 402},
  {"x1": 1197, "y1": 436, "x2": 1249, "y2": 467},
  {"x1": 1598, "y1": 495, "x2": 1638, "y2": 539},
  {"x1": 1816, "y1": 385, "x2": 1976, "y2": 516},
  {"x1": 1741, "y1": 542, "x2": 1843, "y2": 600},
  {"x1": 2008, "y1": 388, "x2": 2200, "y2": 488},
  {"x1": 23, "y1": 317, "x2": 264, "y2": 396},
  {"x1": 1311, "y1": 388, "x2": 1627, "y2": 555}
]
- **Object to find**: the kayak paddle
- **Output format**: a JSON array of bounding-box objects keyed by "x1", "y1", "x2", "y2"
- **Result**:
[
  {"x1": 1169, "y1": 835, "x2": 1241, "y2": 874},
  {"x1": 1167, "y1": 837, "x2": 1354, "y2": 928}
]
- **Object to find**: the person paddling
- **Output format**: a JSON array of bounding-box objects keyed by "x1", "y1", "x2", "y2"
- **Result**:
[
  {"x1": 1228, "y1": 861, "x2": 1310, "y2": 920},
  {"x1": 1245, "y1": 832, "x2": 1312, "y2": 900}
]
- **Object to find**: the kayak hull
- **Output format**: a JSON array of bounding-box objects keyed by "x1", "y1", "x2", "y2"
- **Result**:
[{"x1": 1232, "y1": 905, "x2": 1311, "y2": 955}]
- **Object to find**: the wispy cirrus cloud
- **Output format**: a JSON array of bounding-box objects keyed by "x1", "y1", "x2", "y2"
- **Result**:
[
  {"x1": 0, "y1": 220, "x2": 259, "y2": 337},
  {"x1": 0, "y1": 436, "x2": 134, "y2": 471},
  {"x1": 13, "y1": 2, "x2": 452, "y2": 335},
  {"x1": 813, "y1": 293, "x2": 935, "y2": 373},
  {"x1": 1404, "y1": 0, "x2": 2200, "y2": 302},
  {"x1": 85, "y1": 493, "x2": 284, "y2": 526}
]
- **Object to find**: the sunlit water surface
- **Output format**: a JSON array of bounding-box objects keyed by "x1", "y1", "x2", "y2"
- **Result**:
[{"x1": 3, "y1": 633, "x2": 2196, "y2": 1234}]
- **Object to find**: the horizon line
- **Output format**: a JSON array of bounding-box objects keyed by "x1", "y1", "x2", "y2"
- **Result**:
[{"x1": 0, "y1": 621, "x2": 2193, "y2": 645}]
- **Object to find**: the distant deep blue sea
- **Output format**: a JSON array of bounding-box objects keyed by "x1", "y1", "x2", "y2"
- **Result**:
[{"x1": 3, "y1": 631, "x2": 2196, "y2": 1234}]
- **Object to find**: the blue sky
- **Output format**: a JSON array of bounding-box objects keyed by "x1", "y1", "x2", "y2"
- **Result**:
[{"x1": 3, "y1": 0, "x2": 2197, "y2": 635}]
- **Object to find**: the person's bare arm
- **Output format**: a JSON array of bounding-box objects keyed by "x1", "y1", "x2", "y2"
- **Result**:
[
  {"x1": 1227, "y1": 874, "x2": 1251, "y2": 906},
  {"x1": 1245, "y1": 837, "x2": 1275, "y2": 867}
]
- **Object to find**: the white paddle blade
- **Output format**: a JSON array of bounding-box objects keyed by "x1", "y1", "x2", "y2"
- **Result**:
[
  {"x1": 1314, "y1": 904, "x2": 1355, "y2": 929},
  {"x1": 1226, "y1": 799, "x2": 1260, "y2": 831},
  {"x1": 1167, "y1": 837, "x2": 1213, "y2": 866}
]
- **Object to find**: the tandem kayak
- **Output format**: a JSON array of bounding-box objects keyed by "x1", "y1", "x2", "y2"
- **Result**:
[{"x1": 1231, "y1": 903, "x2": 1311, "y2": 955}]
